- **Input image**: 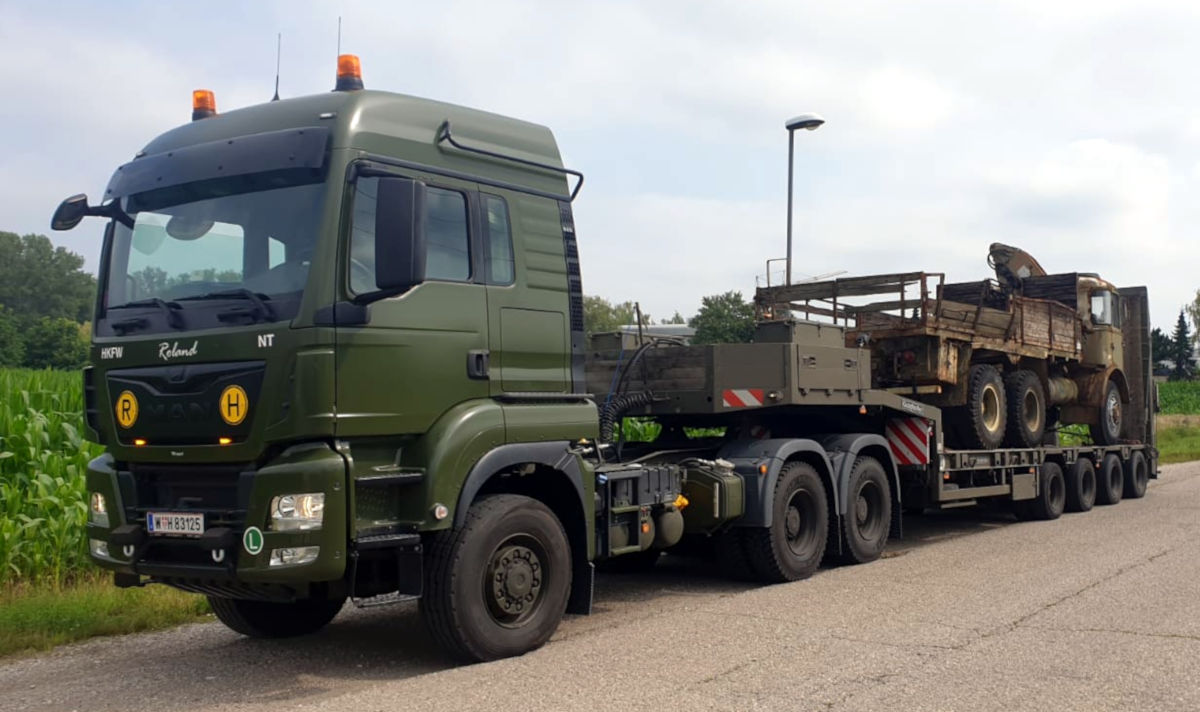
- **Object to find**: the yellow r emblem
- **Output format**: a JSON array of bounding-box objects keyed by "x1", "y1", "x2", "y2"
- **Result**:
[
  {"x1": 219, "y1": 385, "x2": 249, "y2": 426},
  {"x1": 115, "y1": 390, "x2": 138, "y2": 429}
]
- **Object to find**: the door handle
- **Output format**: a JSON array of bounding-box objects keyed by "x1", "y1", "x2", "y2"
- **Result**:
[{"x1": 467, "y1": 350, "x2": 490, "y2": 380}]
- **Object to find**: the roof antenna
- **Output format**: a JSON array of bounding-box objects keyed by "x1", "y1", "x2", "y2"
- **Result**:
[
  {"x1": 271, "y1": 33, "x2": 281, "y2": 101},
  {"x1": 337, "y1": 16, "x2": 342, "y2": 58}
]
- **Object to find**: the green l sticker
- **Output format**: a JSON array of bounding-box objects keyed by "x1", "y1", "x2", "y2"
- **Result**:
[{"x1": 243, "y1": 526, "x2": 264, "y2": 555}]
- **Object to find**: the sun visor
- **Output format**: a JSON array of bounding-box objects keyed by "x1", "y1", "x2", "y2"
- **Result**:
[{"x1": 104, "y1": 127, "x2": 331, "y2": 202}]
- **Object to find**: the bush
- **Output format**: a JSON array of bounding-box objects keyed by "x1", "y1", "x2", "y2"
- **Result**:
[
  {"x1": 1159, "y1": 381, "x2": 1200, "y2": 415},
  {"x1": 22, "y1": 318, "x2": 88, "y2": 371}
]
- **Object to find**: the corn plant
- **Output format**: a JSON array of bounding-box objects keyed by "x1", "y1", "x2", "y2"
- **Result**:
[{"x1": 0, "y1": 368, "x2": 103, "y2": 586}]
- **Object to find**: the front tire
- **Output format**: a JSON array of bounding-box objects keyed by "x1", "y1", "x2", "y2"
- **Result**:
[
  {"x1": 838, "y1": 456, "x2": 892, "y2": 564},
  {"x1": 420, "y1": 494, "x2": 571, "y2": 663},
  {"x1": 208, "y1": 592, "x2": 345, "y2": 638},
  {"x1": 744, "y1": 462, "x2": 829, "y2": 583}
]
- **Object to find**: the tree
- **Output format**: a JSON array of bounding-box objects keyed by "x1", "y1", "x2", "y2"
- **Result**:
[
  {"x1": 690, "y1": 291, "x2": 755, "y2": 344},
  {"x1": 0, "y1": 232, "x2": 96, "y2": 323},
  {"x1": 0, "y1": 306, "x2": 24, "y2": 367},
  {"x1": 1171, "y1": 309, "x2": 1195, "y2": 381},
  {"x1": 664, "y1": 311, "x2": 687, "y2": 325},
  {"x1": 583, "y1": 295, "x2": 648, "y2": 335},
  {"x1": 1151, "y1": 327, "x2": 1173, "y2": 364},
  {"x1": 23, "y1": 317, "x2": 88, "y2": 370}
]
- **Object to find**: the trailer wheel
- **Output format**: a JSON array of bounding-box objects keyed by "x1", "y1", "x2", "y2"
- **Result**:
[
  {"x1": 420, "y1": 494, "x2": 571, "y2": 662},
  {"x1": 1028, "y1": 461, "x2": 1066, "y2": 520},
  {"x1": 744, "y1": 461, "x2": 828, "y2": 583},
  {"x1": 1003, "y1": 370, "x2": 1046, "y2": 448},
  {"x1": 838, "y1": 456, "x2": 892, "y2": 564},
  {"x1": 1095, "y1": 453, "x2": 1124, "y2": 505},
  {"x1": 208, "y1": 592, "x2": 345, "y2": 638},
  {"x1": 1089, "y1": 380, "x2": 1123, "y2": 445},
  {"x1": 1123, "y1": 451, "x2": 1149, "y2": 499},
  {"x1": 1065, "y1": 458, "x2": 1096, "y2": 513},
  {"x1": 950, "y1": 364, "x2": 1007, "y2": 449}
]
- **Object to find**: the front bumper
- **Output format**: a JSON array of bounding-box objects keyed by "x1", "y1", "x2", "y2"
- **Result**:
[{"x1": 86, "y1": 442, "x2": 348, "y2": 596}]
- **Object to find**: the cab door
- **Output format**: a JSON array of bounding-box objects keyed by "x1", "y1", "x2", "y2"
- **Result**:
[{"x1": 334, "y1": 172, "x2": 489, "y2": 437}]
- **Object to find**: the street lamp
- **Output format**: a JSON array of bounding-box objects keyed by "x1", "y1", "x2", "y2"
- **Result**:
[{"x1": 785, "y1": 113, "x2": 824, "y2": 285}]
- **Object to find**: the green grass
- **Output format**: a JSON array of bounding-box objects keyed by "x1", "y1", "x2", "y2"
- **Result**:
[
  {"x1": 1159, "y1": 380, "x2": 1200, "y2": 415},
  {"x1": 1157, "y1": 426, "x2": 1200, "y2": 464},
  {"x1": 0, "y1": 574, "x2": 210, "y2": 658}
]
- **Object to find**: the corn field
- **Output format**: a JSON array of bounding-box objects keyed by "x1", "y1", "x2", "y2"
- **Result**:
[{"x1": 0, "y1": 368, "x2": 103, "y2": 586}]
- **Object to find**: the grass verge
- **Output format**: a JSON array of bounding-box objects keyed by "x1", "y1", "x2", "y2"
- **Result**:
[
  {"x1": 1158, "y1": 424, "x2": 1200, "y2": 465},
  {"x1": 0, "y1": 574, "x2": 210, "y2": 658}
]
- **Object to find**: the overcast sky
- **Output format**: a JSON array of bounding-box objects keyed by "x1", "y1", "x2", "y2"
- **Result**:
[{"x1": 2, "y1": 0, "x2": 1196, "y2": 329}]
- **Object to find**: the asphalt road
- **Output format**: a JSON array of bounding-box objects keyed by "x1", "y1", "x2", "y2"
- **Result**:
[{"x1": 3, "y1": 461, "x2": 1199, "y2": 712}]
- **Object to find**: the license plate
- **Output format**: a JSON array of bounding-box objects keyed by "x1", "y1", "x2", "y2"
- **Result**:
[{"x1": 146, "y1": 512, "x2": 205, "y2": 537}]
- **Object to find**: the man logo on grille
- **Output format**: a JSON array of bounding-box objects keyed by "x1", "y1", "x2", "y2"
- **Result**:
[
  {"x1": 115, "y1": 390, "x2": 138, "y2": 429},
  {"x1": 219, "y1": 385, "x2": 249, "y2": 426}
]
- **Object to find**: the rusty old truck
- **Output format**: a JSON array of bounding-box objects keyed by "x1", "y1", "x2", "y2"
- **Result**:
[{"x1": 755, "y1": 244, "x2": 1138, "y2": 450}]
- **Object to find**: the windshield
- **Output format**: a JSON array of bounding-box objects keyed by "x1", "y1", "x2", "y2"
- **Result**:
[
  {"x1": 102, "y1": 179, "x2": 324, "y2": 327},
  {"x1": 1090, "y1": 290, "x2": 1120, "y2": 327}
]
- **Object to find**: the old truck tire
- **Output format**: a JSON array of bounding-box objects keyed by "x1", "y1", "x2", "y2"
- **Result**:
[
  {"x1": 1123, "y1": 450, "x2": 1149, "y2": 499},
  {"x1": 1029, "y1": 461, "x2": 1066, "y2": 520},
  {"x1": 420, "y1": 494, "x2": 571, "y2": 662},
  {"x1": 838, "y1": 456, "x2": 892, "y2": 564},
  {"x1": 1065, "y1": 458, "x2": 1096, "y2": 513},
  {"x1": 744, "y1": 461, "x2": 829, "y2": 583},
  {"x1": 1095, "y1": 453, "x2": 1124, "y2": 505},
  {"x1": 1089, "y1": 380, "x2": 1123, "y2": 445},
  {"x1": 1003, "y1": 370, "x2": 1046, "y2": 448},
  {"x1": 208, "y1": 592, "x2": 345, "y2": 638},
  {"x1": 950, "y1": 364, "x2": 1007, "y2": 449}
]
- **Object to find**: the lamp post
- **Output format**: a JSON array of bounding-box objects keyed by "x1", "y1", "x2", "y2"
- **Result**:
[{"x1": 785, "y1": 113, "x2": 824, "y2": 285}]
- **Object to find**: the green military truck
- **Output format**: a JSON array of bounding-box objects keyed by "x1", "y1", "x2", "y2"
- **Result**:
[{"x1": 52, "y1": 56, "x2": 1158, "y2": 662}]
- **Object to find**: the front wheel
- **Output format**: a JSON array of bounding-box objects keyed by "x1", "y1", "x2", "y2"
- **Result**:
[
  {"x1": 744, "y1": 461, "x2": 829, "y2": 583},
  {"x1": 420, "y1": 494, "x2": 571, "y2": 663},
  {"x1": 1089, "y1": 380, "x2": 1123, "y2": 445},
  {"x1": 208, "y1": 592, "x2": 345, "y2": 638}
]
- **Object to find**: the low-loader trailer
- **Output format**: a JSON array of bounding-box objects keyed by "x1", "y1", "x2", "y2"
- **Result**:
[{"x1": 53, "y1": 56, "x2": 1157, "y2": 662}]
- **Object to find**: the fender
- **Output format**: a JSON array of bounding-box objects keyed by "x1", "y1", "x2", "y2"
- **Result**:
[
  {"x1": 454, "y1": 441, "x2": 585, "y2": 528},
  {"x1": 717, "y1": 438, "x2": 837, "y2": 528},
  {"x1": 819, "y1": 433, "x2": 903, "y2": 539}
]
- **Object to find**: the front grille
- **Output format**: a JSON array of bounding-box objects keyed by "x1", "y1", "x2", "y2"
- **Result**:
[{"x1": 128, "y1": 462, "x2": 249, "y2": 511}]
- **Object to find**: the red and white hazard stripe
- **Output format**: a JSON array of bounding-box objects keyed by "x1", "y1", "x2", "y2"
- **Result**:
[
  {"x1": 886, "y1": 417, "x2": 931, "y2": 466},
  {"x1": 722, "y1": 388, "x2": 764, "y2": 408}
]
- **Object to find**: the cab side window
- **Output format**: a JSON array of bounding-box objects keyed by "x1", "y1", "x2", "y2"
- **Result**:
[
  {"x1": 483, "y1": 194, "x2": 514, "y2": 285},
  {"x1": 349, "y1": 177, "x2": 471, "y2": 292}
]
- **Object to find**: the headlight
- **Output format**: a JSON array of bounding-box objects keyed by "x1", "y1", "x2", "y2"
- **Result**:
[
  {"x1": 90, "y1": 492, "x2": 109, "y2": 527},
  {"x1": 270, "y1": 493, "x2": 325, "y2": 531},
  {"x1": 270, "y1": 546, "x2": 320, "y2": 567},
  {"x1": 90, "y1": 538, "x2": 110, "y2": 558}
]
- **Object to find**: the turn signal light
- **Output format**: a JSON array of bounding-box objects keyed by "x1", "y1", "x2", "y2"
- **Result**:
[
  {"x1": 335, "y1": 54, "x2": 364, "y2": 91},
  {"x1": 192, "y1": 89, "x2": 217, "y2": 121},
  {"x1": 218, "y1": 437, "x2": 233, "y2": 446},
  {"x1": 133, "y1": 438, "x2": 148, "y2": 447}
]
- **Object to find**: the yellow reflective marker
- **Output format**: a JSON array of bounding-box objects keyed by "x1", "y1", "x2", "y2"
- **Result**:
[
  {"x1": 115, "y1": 390, "x2": 138, "y2": 429},
  {"x1": 219, "y1": 385, "x2": 249, "y2": 426}
]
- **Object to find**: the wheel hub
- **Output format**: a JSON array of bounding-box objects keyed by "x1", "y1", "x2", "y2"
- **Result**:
[
  {"x1": 490, "y1": 544, "x2": 542, "y2": 617},
  {"x1": 785, "y1": 507, "x2": 802, "y2": 539}
]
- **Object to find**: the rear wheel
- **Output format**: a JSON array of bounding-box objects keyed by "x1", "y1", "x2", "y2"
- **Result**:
[
  {"x1": 950, "y1": 364, "x2": 1007, "y2": 449},
  {"x1": 420, "y1": 494, "x2": 571, "y2": 662},
  {"x1": 208, "y1": 592, "x2": 345, "y2": 638},
  {"x1": 1123, "y1": 451, "x2": 1149, "y2": 499},
  {"x1": 1095, "y1": 453, "x2": 1124, "y2": 505},
  {"x1": 838, "y1": 456, "x2": 892, "y2": 564},
  {"x1": 1065, "y1": 458, "x2": 1096, "y2": 512},
  {"x1": 1089, "y1": 380, "x2": 1123, "y2": 445},
  {"x1": 1003, "y1": 370, "x2": 1046, "y2": 448},
  {"x1": 744, "y1": 462, "x2": 828, "y2": 583}
]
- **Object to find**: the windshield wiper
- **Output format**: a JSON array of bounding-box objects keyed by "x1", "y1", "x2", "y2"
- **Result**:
[
  {"x1": 107, "y1": 297, "x2": 185, "y2": 332},
  {"x1": 179, "y1": 289, "x2": 276, "y2": 323}
]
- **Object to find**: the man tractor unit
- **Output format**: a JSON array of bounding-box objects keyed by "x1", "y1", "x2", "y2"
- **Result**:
[{"x1": 54, "y1": 55, "x2": 1157, "y2": 662}]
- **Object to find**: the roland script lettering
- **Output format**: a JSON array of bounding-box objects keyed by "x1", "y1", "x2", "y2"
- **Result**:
[{"x1": 158, "y1": 341, "x2": 199, "y2": 361}]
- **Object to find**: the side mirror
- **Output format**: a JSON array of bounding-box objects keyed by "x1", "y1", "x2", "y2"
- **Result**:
[
  {"x1": 51, "y1": 194, "x2": 90, "y2": 231},
  {"x1": 374, "y1": 177, "x2": 427, "y2": 292}
]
